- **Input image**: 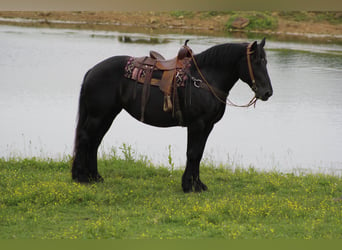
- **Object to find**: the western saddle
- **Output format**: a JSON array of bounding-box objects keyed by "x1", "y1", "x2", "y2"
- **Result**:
[{"x1": 124, "y1": 41, "x2": 193, "y2": 123}]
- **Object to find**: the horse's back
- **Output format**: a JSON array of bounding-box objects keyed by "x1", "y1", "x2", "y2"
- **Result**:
[
  {"x1": 86, "y1": 55, "x2": 129, "y2": 81},
  {"x1": 81, "y1": 54, "x2": 181, "y2": 127},
  {"x1": 80, "y1": 55, "x2": 129, "y2": 115}
]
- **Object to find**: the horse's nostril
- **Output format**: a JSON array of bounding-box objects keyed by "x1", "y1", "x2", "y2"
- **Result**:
[
  {"x1": 261, "y1": 91, "x2": 272, "y2": 101},
  {"x1": 265, "y1": 91, "x2": 272, "y2": 98}
]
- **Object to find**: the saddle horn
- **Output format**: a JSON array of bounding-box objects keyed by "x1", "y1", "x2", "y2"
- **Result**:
[{"x1": 180, "y1": 40, "x2": 192, "y2": 59}]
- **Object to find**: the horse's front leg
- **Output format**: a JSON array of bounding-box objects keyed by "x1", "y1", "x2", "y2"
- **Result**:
[{"x1": 182, "y1": 122, "x2": 213, "y2": 193}]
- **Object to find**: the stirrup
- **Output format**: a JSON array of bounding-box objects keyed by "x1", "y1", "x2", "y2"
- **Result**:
[{"x1": 163, "y1": 95, "x2": 173, "y2": 112}]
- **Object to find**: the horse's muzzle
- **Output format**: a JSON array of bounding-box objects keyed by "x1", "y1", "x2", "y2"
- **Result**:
[{"x1": 257, "y1": 89, "x2": 273, "y2": 101}]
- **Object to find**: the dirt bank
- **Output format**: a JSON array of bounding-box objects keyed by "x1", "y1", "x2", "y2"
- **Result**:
[{"x1": 1, "y1": 11, "x2": 342, "y2": 40}]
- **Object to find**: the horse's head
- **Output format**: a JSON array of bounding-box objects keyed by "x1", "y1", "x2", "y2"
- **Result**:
[{"x1": 239, "y1": 38, "x2": 273, "y2": 101}]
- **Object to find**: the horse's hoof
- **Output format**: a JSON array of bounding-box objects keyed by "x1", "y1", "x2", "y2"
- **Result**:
[
  {"x1": 73, "y1": 175, "x2": 91, "y2": 184},
  {"x1": 72, "y1": 174, "x2": 104, "y2": 184},
  {"x1": 182, "y1": 187, "x2": 193, "y2": 193},
  {"x1": 194, "y1": 186, "x2": 208, "y2": 192},
  {"x1": 182, "y1": 177, "x2": 208, "y2": 193},
  {"x1": 182, "y1": 183, "x2": 192, "y2": 193},
  {"x1": 88, "y1": 174, "x2": 104, "y2": 183},
  {"x1": 182, "y1": 181, "x2": 193, "y2": 193},
  {"x1": 95, "y1": 174, "x2": 104, "y2": 183},
  {"x1": 194, "y1": 180, "x2": 208, "y2": 192}
]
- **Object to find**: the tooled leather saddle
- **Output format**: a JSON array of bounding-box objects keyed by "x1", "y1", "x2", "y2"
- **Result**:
[{"x1": 124, "y1": 41, "x2": 193, "y2": 123}]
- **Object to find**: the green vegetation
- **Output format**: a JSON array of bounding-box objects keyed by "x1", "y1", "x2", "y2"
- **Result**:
[
  {"x1": 169, "y1": 11, "x2": 342, "y2": 31},
  {"x1": 279, "y1": 11, "x2": 342, "y2": 24},
  {"x1": 226, "y1": 11, "x2": 278, "y2": 31},
  {"x1": 1, "y1": 148, "x2": 342, "y2": 239},
  {"x1": 170, "y1": 11, "x2": 195, "y2": 18},
  {"x1": 201, "y1": 11, "x2": 342, "y2": 26},
  {"x1": 200, "y1": 11, "x2": 231, "y2": 18}
]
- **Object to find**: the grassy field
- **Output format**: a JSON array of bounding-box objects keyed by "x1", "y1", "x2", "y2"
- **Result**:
[{"x1": 1, "y1": 149, "x2": 342, "y2": 239}]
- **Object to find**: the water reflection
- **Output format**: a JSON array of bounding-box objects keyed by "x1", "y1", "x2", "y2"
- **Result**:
[
  {"x1": 0, "y1": 25, "x2": 342, "y2": 175},
  {"x1": 118, "y1": 35, "x2": 170, "y2": 44}
]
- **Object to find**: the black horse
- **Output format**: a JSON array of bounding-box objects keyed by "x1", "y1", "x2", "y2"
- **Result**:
[{"x1": 72, "y1": 38, "x2": 273, "y2": 192}]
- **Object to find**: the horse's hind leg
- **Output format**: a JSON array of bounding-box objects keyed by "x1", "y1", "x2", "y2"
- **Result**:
[{"x1": 72, "y1": 109, "x2": 121, "y2": 183}]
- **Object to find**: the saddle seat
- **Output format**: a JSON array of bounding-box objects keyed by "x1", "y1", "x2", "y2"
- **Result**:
[
  {"x1": 148, "y1": 46, "x2": 191, "y2": 70},
  {"x1": 149, "y1": 50, "x2": 165, "y2": 60},
  {"x1": 134, "y1": 46, "x2": 191, "y2": 71},
  {"x1": 127, "y1": 44, "x2": 192, "y2": 121}
]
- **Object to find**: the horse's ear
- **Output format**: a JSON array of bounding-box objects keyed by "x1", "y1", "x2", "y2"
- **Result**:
[
  {"x1": 251, "y1": 41, "x2": 258, "y2": 52},
  {"x1": 260, "y1": 37, "x2": 266, "y2": 48}
]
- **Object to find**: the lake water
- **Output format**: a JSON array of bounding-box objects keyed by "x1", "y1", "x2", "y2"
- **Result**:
[{"x1": 1, "y1": 25, "x2": 342, "y2": 174}]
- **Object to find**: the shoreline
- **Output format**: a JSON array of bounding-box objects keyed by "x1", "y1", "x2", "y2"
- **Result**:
[{"x1": 1, "y1": 11, "x2": 342, "y2": 43}]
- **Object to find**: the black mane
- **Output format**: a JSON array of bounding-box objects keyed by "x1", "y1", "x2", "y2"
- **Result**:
[{"x1": 194, "y1": 43, "x2": 246, "y2": 68}]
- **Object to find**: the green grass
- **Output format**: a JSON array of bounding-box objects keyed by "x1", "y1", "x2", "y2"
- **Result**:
[
  {"x1": 279, "y1": 11, "x2": 342, "y2": 24},
  {"x1": 1, "y1": 150, "x2": 342, "y2": 239}
]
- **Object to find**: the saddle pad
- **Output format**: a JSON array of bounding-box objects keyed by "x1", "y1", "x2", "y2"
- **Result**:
[{"x1": 124, "y1": 57, "x2": 190, "y2": 88}]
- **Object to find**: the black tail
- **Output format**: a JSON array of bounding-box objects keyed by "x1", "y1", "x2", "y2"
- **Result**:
[
  {"x1": 73, "y1": 87, "x2": 87, "y2": 156},
  {"x1": 72, "y1": 71, "x2": 90, "y2": 179}
]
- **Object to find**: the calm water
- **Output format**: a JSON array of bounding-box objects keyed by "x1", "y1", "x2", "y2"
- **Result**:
[{"x1": 1, "y1": 25, "x2": 342, "y2": 174}]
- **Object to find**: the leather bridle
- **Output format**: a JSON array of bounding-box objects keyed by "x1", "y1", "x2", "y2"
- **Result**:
[
  {"x1": 246, "y1": 42, "x2": 258, "y2": 92},
  {"x1": 185, "y1": 42, "x2": 258, "y2": 108}
]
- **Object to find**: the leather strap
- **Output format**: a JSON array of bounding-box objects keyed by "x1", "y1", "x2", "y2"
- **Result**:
[
  {"x1": 140, "y1": 61, "x2": 155, "y2": 122},
  {"x1": 191, "y1": 77, "x2": 227, "y2": 101},
  {"x1": 246, "y1": 43, "x2": 257, "y2": 91}
]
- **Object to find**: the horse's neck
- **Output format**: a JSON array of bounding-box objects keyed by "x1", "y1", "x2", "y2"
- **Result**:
[{"x1": 193, "y1": 44, "x2": 242, "y2": 94}]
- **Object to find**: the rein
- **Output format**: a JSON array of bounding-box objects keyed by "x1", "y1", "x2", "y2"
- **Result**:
[{"x1": 184, "y1": 41, "x2": 258, "y2": 108}]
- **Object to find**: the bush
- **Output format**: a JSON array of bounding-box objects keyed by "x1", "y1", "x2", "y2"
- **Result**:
[{"x1": 226, "y1": 11, "x2": 278, "y2": 31}]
